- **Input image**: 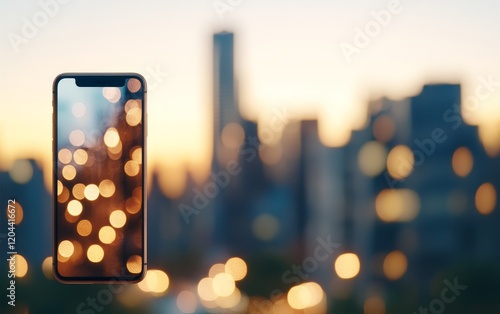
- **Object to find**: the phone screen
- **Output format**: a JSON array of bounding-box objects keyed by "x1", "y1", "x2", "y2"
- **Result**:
[{"x1": 53, "y1": 74, "x2": 146, "y2": 282}]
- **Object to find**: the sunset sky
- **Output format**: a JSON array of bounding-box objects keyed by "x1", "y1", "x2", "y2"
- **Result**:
[{"x1": 2, "y1": 0, "x2": 500, "y2": 193}]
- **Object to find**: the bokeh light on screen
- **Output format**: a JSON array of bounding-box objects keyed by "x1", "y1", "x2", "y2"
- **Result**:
[
  {"x1": 67, "y1": 200, "x2": 83, "y2": 216},
  {"x1": 124, "y1": 160, "x2": 140, "y2": 176},
  {"x1": 58, "y1": 240, "x2": 74, "y2": 259},
  {"x1": 99, "y1": 179, "x2": 116, "y2": 197},
  {"x1": 73, "y1": 149, "x2": 88, "y2": 165},
  {"x1": 72, "y1": 102, "x2": 86, "y2": 118},
  {"x1": 84, "y1": 184, "x2": 99, "y2": 201},
  {"x1": 386, "y1": 145, "x2": 414, "y2": 179},
  {"x1": 72, "y1": 183, "x2": 86, "y2": 200},
  {"x1": 77, "y1": 219, "x2": 92, "y2": 237},
  {"x1": 475, "y1": 182, "x2": 496, "y2": 215},
  {"x1": 375, "y1": 189, "x2": 420, "y2": 222},
  {"x1": 125, "y1": 197, "x2": 141, "y2": 214},
  {"x1": 58, "y1": 186, "x2": 70, "y2": 203},
  {"x1": 104, "y1": 127, "x2": 120, "y2": 148},
  {"x1": 335, "y1": 253, "x2": 361, "y2": 279},
  {"x1": 69, "y1": 130, "x2": 85, "y2": 146},
  {"x1": 110, "y1": 210, "x2": 127, "y2": 228},
  {"x1": 102, "y1": 87, "x2": 121, "y2": 103},
  {"x1": 98, "y1": 226, "x2": 116, "y2": 244},
  {"x1": 62, "y1": 165, "x2": 76, "y2": 180},
  {"x1": 358, "y1": 141, "x2": 387, "y2": 177},
  {"x1": 127, "y1": 78, "x2": 142, "y2": 93},
  {"x1": 87, "y1": 244, "x2": 104, "y2": 263},
  {"x1": 126, "y1": 107, "x2": 142, "y2": 126},
  {"x1": 126, "y1": 255, "x2": 142, "y2": 274},
  {"x1": 58, "y1": 148, "x2": 72, "y2": 164}
]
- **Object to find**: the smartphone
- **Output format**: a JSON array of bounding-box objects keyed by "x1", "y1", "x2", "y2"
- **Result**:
[{"x1": 53, "y1": 73, "x2": 147, "y2": 283}]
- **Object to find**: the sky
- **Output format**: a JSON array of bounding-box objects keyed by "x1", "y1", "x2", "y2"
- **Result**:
[{"x1": 1, "y1": 0, "x2": 500, "y2": 192}]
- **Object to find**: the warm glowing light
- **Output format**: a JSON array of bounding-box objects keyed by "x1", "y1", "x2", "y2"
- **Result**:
[
  {"x1": 69, "y1": 130, "x2": 85, "y2": 146},
  {"x1": 287, "y1": 282, "x2": 324, "y2": 310},
  {"x1": 58, "y1": 187, "x2": 70, "y2": 203},
  {"x1": 138, "y1": 270, "x2": 169, "y2": 294},
  {"x1": 131, "y1": 147, "x2": 142, "y2": 164},
  {"x1": 252, "y1": 214, "x2": 279, "y2": 241},
  {"x1": 99, "y1": 226, "x2": 116, "y2": 244},
  {"x1": 126, "y1": 255, "x2": 142, "y2": 274},
  {"x1": 9, "y1": 159, "x2": 33, "y2": 184},
  {"x1": 67, "y1": 200, "x2": 83, "y2": 216},
  {"x1": 452, "y1": 147, "x2": 473, "y2": 177},
  {"x1": 125, "y1": 99, "x2": 140, "y2": 113},
  {"x1": 375, "y1": 189, "x2": 420, "y2": 222},
  {"x1": 364, "y1": 296, "x2": 386, "y2": 314},
  {"x1": 126, "y1": 107, "x2": 142, "y2": 126},
  {"x1": 42, "y1": 256, "x2": 53, "y2": 280},
  {"x1": 99, "y1": 179, "x2": 116, "y2": 198},
  {"x1": 102, "y1": 87, "x2": 121, "y2": 103},
  {"x1": 383, "y1": 251, "x2": 408, "y2": 280},
  {"x1": 125, "y1": 160, "x2": 140, "y2": 176},
  {"x1": 110, "y1": 210, "x2": 127, "y2": 228},
  {"x1": 177, "y1": 291, "x2": 197, "y2": 314},
  {"x1": 58, "y1": 240, "x2": 74, "y2": 258},
  {"x1": 387, "y1": 145, "x2": 413, "y2": 179},
  {"x1": 208, "y1": 263, "x2": 226, "y2": 278},
  {"x1": 127, "y1": 79, "x2": 142, "y2": 93},
  {"x1": 6, "y1": 201, "x2": 23, "y2": 225},
  {"x1": 84, "y1": 184, "x2": 100, "y2": 201},
  {"x1": 104, "y1": 127, "x2": 120, "y2": 148},
  {"x1": 358, "y1": 141, "x2": 387, "y2": 177},
  {"x1": 62, "y1": 165, "x2": 77, "y2": 180},
  {"x1": 125, "y1": 197, "x2": 141, "y2": 214},
  {"x1": 57, "y1": 180, "x2": 63, "y2": 195},
  {"x1": 58, "y1": 148, "x2": 72, "y2": 164},
  {"x1": 212, "y1": 273, "x2": 235, "y2": 297},
  {"x1": 72, "y1": 183, "x2": 86, "y2": 200},
  {"x1": 475, "y1": 183, "x2": 496, "y2": 215},
  {"x1": 334, "y1": 253, "x2": 360, "y2": 279},
  {"x1": 222, "y1": 123, "x2": 245, "y2": 148},
  {"x1": 197, "y1": 277, "x2": 217, "y2": 301},
  {"x1": 108, "y1": 140, "x2": 122, "y2": 154},
  {"x1": 14, "y1": 254, "x2": 28, "y2": 278},
  {"x1": 225, "y1": 257, "x2": 247, "y2": 281},
  {"x1": 216, "y1": 288, "x2": 242, "y2": 309},
  {"x1": 373, "y1": 115, "x2": 396, "y2": 143},
  {"x1": 65, "y1": 209, "x2": 79, "y2": 223},
  {"x1": 87, "y1": 244, "x2": 104, "y2": 263},
  {"x1": 73, "y1": 149, "x2": 88, "y2": 165},
  {"x1": 72, "y1": 102, "x2": 86, "y2": 118},
  {"x1": 77, "y1": 219, "x2": 92, "y2": 237}
]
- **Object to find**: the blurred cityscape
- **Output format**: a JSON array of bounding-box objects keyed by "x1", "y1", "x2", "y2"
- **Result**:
[{"x1": 2, "y1": 31, "x2": 500, "y2": 313}]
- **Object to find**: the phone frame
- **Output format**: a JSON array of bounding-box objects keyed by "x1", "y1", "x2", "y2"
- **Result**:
[{"x1": 52, "y1": 73, "x2": 147, "y2": 284}]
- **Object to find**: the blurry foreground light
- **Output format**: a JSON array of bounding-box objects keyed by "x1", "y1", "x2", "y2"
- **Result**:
[
  {"x1": 225, "y1": 257, "x2": 247, "y2": 281},
  {"x1": 335, "y1": 253, "x2": 360, "y2": 279},
  {"x1": 476, "y1": 182, "x2": 496, "y2": 215},
  {"x1": 9, "y1": 159, "x2": 33, "y2": 184},
  {"x1": 383, "y1": 251, "x2": 407, "y2": 280},
  {"x1": 177, "y1": 291, "x2": 197, "y2": 314},
  {"x1": 375, "y1": 189, "x2": 420, "y2": 222}
]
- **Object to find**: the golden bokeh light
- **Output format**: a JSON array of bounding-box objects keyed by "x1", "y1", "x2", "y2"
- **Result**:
[
  {"x1": 373, "y1": 115, "x2": 396, "y2": 143},
  {"x1": 125, "y1": 160, "x2": 140, "y2": 176},
  {"x1": 375, "y1": 189, "x2": 420, "y2": 222},
  {"x1": 58, "y1": 148, "x2": 73, "y2": 164},
  {"x1": 62, "y1": 165, "x2": 77, "y2": 180},
  {"x1": 6, "y1": 201, "x2": 23, "y2": 225},
  {"x1": 8, "y1": 159, "x2": 33, "y2": 184},
  {"x1": 102, "y1": 87, "x2": 121, "y2": 103},
  {"x1": 287, "y1": 282, "x2": 324, "y2": 310},
  {"x1": 259, "y1": 144, "x2": 283, "y2": 166},
  {"x1": 452, "y1": 147, "x2": 473, "y2": 177},
  {"x1": 212, "y1": 273, "x2": 235, "y2": 297},
  {"x1": 125, "y1": 197, "x2": 141, "y2": 214},
  {"x1": 14, "y1": 254, "x2": 28, "y2": 278},
  {"x1": 126, "y1": 107, "x2": 142, "y2": 126},
  {"x1": 87, "y1": 244, "x2": 104, "y2": 263},
  {"x1": 221, "y1": 123, "x2": 245, "y2": 148},
  {"x1": 126, "y1": 255, "x2": 142, "y2": 274},
  {"x1": 42, "y1": 256, "x2": 53, "y2": 280},
  {"x1": 110, "y1": 210, "x2": 127, "y2": 228},
  {"x1": 138, "y1": 270, "x2": 170, "y2": 295},
  {"x1": 208, "y1": 263, "x2": 226, "y2": 278},
  {"x1": 73, "y1": 149, "x2": 88, "y2": 165},
  {"x1": 108, "y1": 140, "x2": 123, "y2": 155},
  {"x1": 387, "y1": 145, "x2": 414, "y2": 179},
  {"x1": 197, "y1": 277, "x2": 217, "y2": 301},
  {"x1": 77, "y1": 219, "x2": 92, "y2": 237},
  {"x1": 216, "y1": 287, "x2": 242, "y2": 309},
  {"x1": 58, "y1": 240, "x2": 74, "y2": 258},
  {"x1": 131, "y1": 147, "x2": 142, "y2": 164},
  {"x1": 225, "y1": 257, "x2": 247, "y2": 281},
  {"x1": 475, "y1": 182, "x2": 496, "y2": 215},
  {"x1": 69, "y1": 130, "x2": 85, "y2": 146},
  {"x1": 99, "y1": 226, "x2": 116, "y2": 244},
  {"x1": 177, "y1": 291, "x2": 197, "y2": 314},
  {"x1": 358, "y1": 141, "x2": 387, "y2": 177},
  {"x1": 84, "y1": 184, "x2": 100, "y2": 201},
  {"x1": 127, "y1": 79, "x2": 142, "y2": 93},
  {"x1": 364, "y1": 296, "x2": 386, "y2": 314},
  {"x1": 104, "y1": 127, "x2": 120, "y2": 148},
  {"x1": 334, "y1": 253, "x2": 361, "y2": 279},
  {"x1": 125, "y1": 99, "x2": 140, "y2": 113},
  {"x1": 65, "y1": 209, "x2": 79, "y2": 223},
  {"x1": 57, "y1": 180, "x2": 63, "y2": 195},
  {"x1": 58, "y1": 186, "x2": 70, "y2": 203},
  {"x1": 99, "y1": 179, "x2": 116, "y2": 198},
  {"x1": 383, "y1": 251, "x2": 408, "y2": 280},
  {"x1": 72, "y1": 183, "x2": 86, "y2": 200},
  {"x1": 67, "y1": 200, "x2": 83, "y2": 216}
]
